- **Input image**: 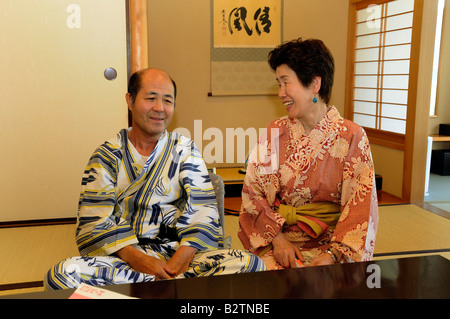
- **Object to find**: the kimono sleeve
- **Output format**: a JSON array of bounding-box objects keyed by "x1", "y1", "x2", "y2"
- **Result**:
[
  {"x1": 175, "y1": 140, "x2": 221, "y2": 251},
  {"x1": 238, "y1": 123, "x2": 285, "y2": 252},
  {"x1": 331, "y1": 126, "x2": 379, "y2": 262},
  {"x1": 75, "y1": 143, "x2": 138, "y2": 256}
]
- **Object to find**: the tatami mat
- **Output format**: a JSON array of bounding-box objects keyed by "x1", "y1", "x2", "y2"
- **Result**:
[
  {"x1": 375, "y1": 204, "x2": 450, "y2": 255},
  {"x1": 0, "y1": 224, "x2": 78, "y2": 285},
  {"x1": 1, "y1": 204, "x2": 449, "y2": 296}
]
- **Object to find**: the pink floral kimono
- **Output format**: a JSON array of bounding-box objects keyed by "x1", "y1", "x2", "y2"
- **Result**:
[{"x1": 239, "y1": 106, "x2": 378, "y2": 269}]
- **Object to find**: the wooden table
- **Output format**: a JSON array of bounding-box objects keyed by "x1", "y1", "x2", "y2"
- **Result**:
[
  {"x1": 4, "y1": 255, "x2": 449, "y2": 301},
  {"x1": 216, "y1": 167, "x2": 245, "y2": 198},
  {"x1": 429, "y1": 134, "x2": 450, "y2": 142}
]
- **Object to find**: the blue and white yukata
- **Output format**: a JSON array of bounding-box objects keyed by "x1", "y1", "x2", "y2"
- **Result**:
[{"x1": 45, "y1": 129, "x2": 265, "y2": 290}]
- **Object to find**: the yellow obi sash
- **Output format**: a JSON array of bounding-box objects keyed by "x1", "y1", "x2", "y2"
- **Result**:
[
  {"x1": 277, "y1": 202, "x2": 341, "y2": 239},
  {"x1": 254, "y1": 202, "x2": 341, "y2": 257}
]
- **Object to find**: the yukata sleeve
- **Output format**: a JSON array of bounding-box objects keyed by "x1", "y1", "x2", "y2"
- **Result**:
[
  {"x1": 176, "y1": 141, "x2": 221, "y2": 251},
  {"x1": 75, "y1": 144, "x2": 138, "y2": 257},
  {"x1": 330, "y1": 127, "x2": 379, "y2": 262}
]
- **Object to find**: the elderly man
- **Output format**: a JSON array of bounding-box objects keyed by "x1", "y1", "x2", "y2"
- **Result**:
[{"x1": 45, "y1": 68, "x2": 265, "y2": 290}]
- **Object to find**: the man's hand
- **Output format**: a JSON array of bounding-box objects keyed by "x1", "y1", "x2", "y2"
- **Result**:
[
  {"x1": 116, "y1": 246, "x2": 172, "y2": 280},
  {"x1": 116, "y1": 245, "x2": 198, "y2": 279},
  {"x1": 272, "y1": 232, "x2": 304, "y2": 268},
  {"x1": 164, "y1": 245, "x2": 197, "y2": 277}
]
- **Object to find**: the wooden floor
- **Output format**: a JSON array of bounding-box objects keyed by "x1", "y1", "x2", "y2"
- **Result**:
[{"x1": 376, "y1": 191, "x2": 407, "y2": 205}]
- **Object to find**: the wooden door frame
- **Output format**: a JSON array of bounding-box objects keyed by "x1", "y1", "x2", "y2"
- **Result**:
[
  {"x1": 127, "y1": 0, "x2": 149, "y2": 74},
  {"x1": 126, "y1": 0, "x2": 149, "y2": 126}
]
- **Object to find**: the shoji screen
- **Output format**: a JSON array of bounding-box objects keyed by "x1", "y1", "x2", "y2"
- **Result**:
[{"x1": 353, "y1": 0, "x2": 415, "y2": 134}]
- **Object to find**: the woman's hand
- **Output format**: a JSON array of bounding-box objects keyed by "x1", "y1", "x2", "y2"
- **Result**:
[
  {"x1": 272, "y1": 232, "x2": 304, "y2": 268},
  {"x1": 309, "y1": 252, "x2": 334, "y2": 266}
]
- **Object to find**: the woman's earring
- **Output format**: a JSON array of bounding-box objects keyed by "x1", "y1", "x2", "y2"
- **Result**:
[{"x1": 313, "y1": 95, "x2": 318, "y2": 103}]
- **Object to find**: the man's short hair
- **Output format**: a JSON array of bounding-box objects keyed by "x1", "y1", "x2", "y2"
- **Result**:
[{"x1": 127, "y1": 69, "x2": 177, "y2": 105}]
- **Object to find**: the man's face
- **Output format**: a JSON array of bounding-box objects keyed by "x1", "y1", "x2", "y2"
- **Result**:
[{"x1": 127, "y1": 69, "x2": 175, "y2": 140}]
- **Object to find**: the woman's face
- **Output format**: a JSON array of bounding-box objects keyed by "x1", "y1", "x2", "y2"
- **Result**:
[{"x1": 275, "y1": 64, "x2": 318, "y2": 119}]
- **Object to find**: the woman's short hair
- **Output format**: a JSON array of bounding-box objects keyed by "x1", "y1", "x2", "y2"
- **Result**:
[{"x1": 268, "y1": 38, "x2": 334, "y2": 104}]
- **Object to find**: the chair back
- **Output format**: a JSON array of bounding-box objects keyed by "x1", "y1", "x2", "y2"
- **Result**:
[{"x1": 208, "y1": 172, "x2": 231, "y2": 248}]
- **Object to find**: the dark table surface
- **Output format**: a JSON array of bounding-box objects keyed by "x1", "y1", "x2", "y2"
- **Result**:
[{"x1": 4, "y1": 255, "x2": 450, "y2": 300}]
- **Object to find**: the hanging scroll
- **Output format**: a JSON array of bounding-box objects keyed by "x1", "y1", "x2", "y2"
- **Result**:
[{"x1": 210, "y1": 0, "x2": 283, "y2": 96}]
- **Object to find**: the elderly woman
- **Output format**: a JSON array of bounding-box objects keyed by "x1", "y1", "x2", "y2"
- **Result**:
[{"x1": 239, "y1": 38, "x2": 378, "y2": 269}]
